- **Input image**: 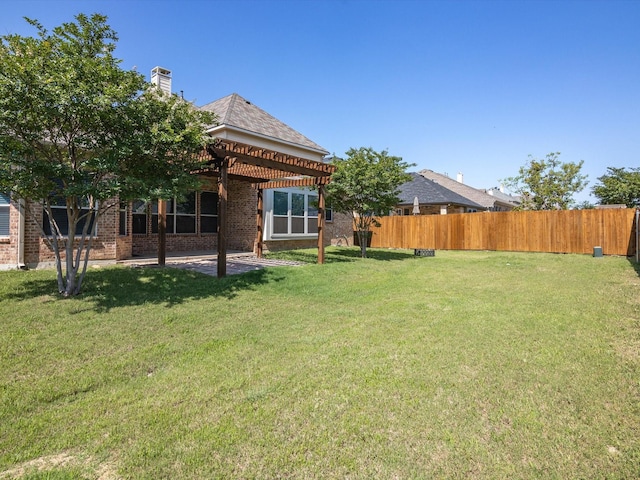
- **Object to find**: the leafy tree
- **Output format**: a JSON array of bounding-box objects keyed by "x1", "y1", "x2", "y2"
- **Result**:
[
  {"x1": 326, "y1": 147, "x2": 412, "y2": 258},
  {"x1": 503, "y1": 152, "x2": 588, "y2": 210},
  {"x1": 592, "y1": 167, "x2": 640, "y2": 207},
  {"x1": 573, "y1": 200, "x2": 596, "y2": 210},
  {"x1": 0, "y1": 14, "x2": 215, "y2": 296}
]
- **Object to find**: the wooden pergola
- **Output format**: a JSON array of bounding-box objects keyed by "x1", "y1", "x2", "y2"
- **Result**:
[{"x1": 157, "y1": 139, "x2": 335, "y2": 277}]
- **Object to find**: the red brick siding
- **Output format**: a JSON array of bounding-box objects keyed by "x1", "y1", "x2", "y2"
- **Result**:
[
  {"x1": 23, "y1": 200, "x2": 118, "y2": 267},
  {"x1": 1, "y1": 176, "x2": 348, "y2": 267}
]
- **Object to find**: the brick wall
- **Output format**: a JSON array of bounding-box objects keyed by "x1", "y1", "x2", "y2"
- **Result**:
[
  {"x1": 23, "y1": 200, "x2": 118, "y2": 268},
  {"x1": 326, "y1": 212, "x2": 354, "y2": 246},
  {"x1": 1, "y1": 178, "x2": 354, "y2": 268},
  {"x1": 130, "y1": 177, "x2": 257, "y2": 256},
  {"x1": 227, "y1": 180, "x2": 258, "y2": 251}
]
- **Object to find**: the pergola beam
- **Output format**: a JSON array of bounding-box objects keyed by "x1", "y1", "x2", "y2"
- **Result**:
[
  {"x1": 199, "y1": 139, "x2": 335, "y2": 278},
  {"x1": 207, "y1": 142, "x2": 334, "y2": 178},
  {"x1": 254, "y1": 176, "x2": 331, "y2": 190}
]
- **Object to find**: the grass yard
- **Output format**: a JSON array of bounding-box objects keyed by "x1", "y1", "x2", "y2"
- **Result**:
[{"x1": 0, "y1": 248, "x2": 639, "y2": 479}]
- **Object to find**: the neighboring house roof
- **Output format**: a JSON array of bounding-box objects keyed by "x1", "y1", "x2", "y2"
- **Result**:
[
  {"x1": 397, "y1": 173, "x2": 486, "y2": 210},
  {"x1": 484, "y1": 188, "x2": 522, "y2": 207},
  {"x1": 419, "y1": 169, "x2": 513, "y2": 210},
  {"x1": 200, "y1": 93, "x2": 328, "y2": 156}
]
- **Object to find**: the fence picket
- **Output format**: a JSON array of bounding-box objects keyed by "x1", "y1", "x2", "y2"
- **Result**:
[{"x1": 369, "y1": 209, "x2": 637, "y2": 256}]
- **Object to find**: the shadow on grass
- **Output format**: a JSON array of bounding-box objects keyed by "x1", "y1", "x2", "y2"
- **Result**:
[
  {"x1": 267, "y1": 246, "x2": 415, "y2": 264},
  {"x1": 627, "y1": 256, "x2": 640, "y2": 278},
  {"x1": 3, "y1": 266, "x2": 285, "y2": 312}
]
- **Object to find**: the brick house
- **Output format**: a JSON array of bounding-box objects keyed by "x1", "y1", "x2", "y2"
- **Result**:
[
  {"x1": 395, "y1": 172, "x2": 486, "y2": 215},
  {"x1": 0, "y1": 67, "x2": 350, "y2": 270},
  {"x1": 419, "y1": 170, "x2": 520, "y2": 212}
]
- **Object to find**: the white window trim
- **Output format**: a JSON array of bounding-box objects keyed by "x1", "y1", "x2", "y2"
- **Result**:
[{"x1": 264, "y1": 188, "x2": 319, "y2": 241}]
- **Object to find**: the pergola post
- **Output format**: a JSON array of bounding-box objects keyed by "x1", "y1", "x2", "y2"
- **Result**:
[
  {"x1": 255, "y1": 187, "x2": 264, "y2": 258},
  {"x1": 317, "y1": 184, "x2": 325, "y2": 264},
  {"x1": 158, "y1": 199, "x2": 166, "y2": 266},
  {"x1": 204, "y1": 140, "x2": 335, "y2": 274},
  {"x1": 217, "y1": 159, "x2": 228, "y2": 278}
]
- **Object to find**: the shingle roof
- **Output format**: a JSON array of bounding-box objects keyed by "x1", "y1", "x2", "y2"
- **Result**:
[
  {"x1": 484, "y1": 188, "x2": 522, "y2": 206},
  {"x1": 419, "y1": 169, "x2": 501, "y2": 209},
  {"x1": 397, "y1": 173, "x2": 485, "y2": 209},
  {"x1": 200, "y1": 93, "x2": 328, "y2": 154}
]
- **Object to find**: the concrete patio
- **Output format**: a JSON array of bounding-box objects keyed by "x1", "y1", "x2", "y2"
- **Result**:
[{"x1": 118, "y1": 251, "x2": 305, "y2": 276}]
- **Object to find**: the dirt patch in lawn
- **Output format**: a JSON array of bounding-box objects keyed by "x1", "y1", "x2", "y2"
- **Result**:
[{"x1": 0, "y1": 452, "x2": 121, "y2": 480}]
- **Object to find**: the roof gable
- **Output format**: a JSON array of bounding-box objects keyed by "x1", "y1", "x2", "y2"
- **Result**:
[
  {"x1": 397, "y1": 173, "x2": 485, "y2": 209},
  {"x1": 200, "y1": 93, "x2": 328, "y2": 154}
]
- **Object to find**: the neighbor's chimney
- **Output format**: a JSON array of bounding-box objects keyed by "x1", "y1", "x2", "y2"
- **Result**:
[
  {"x1": 151, "y1": 66, "x2": 172, "y2": 95},
  {"x1": 457, "y1": 172, "x2": 464, "y2": 184}
]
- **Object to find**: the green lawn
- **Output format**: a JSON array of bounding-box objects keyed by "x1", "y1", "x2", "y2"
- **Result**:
[{"x1": 1, "y1": 248, "x2": 638, "y2": 479}]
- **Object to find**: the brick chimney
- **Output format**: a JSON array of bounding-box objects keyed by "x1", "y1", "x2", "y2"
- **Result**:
[{"x1": 151, "y1": 66, "x2": 172, "y2": 95}]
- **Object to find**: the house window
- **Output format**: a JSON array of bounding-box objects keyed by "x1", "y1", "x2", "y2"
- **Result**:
[
  {"x1": 119, "y1": 201, "x2": 127, "y2": 236},
  {"x1": 132, "y1": 192, "x2": 218, "y2": 236},
  {"x1": 132, "y1": 200, "x2": 148, "y2": 234},
  {"x1": 151, "y1": 193, "x2": 197, "y2": 234},
  {"x1": 200, "y1": 191, "x2": 218, "y2": 234},
  {"x1": 267, "y1": 189, "x2": 319, "y2": 239},
  {"x1": 43, "y1": 198, "x2": 96, "y2": 237},
  {"x1": 0, "y1": 193, "x2": 9, "y2": 237},
  {"x1": 325, "y1": 206, "x2": 333, "y2": 223},
  {"x1": 273, "y1": 191, "x2": 289, "y2": 234},
  {"x1": 307, "y1": 195, "x2": 319, "y2": 233}
]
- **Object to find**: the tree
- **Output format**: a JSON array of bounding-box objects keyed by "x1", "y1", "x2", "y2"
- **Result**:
[
  {"x1": 0, "y1": 14, "x2": 215, "y2": 296},
  {"x1": 592, "y1": 167, "x2": 640, "y2": 207},
  {"x1": 573, "y1": 200, "x2": 596, "y2": 210},
  {"x1": 502, "y1": 152, "x2": 588, "y2": 210},
  {"x1": 326, "y1": 147, "x2": 413, "y2": 258}
]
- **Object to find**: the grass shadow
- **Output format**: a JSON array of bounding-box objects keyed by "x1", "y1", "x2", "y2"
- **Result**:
[
  {"x1": 266, "y1": 246, "x2": 415, "y2": 264},
  {"x1": 627, "y1": 255, "x2": 640, "y2": 278},
  {"x1": 3, "y1": 265, "x2": 286, "y2": 312}
]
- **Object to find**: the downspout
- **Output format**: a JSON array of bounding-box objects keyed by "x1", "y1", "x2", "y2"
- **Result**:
[{"x1": 17, "y1": 198, "x2": 26, "y2": 269}]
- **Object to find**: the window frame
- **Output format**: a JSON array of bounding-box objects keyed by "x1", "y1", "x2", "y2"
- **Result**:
[
  {"x1": 199, "y1": 190, "x2": 219, "y2": 235},
  {"x1": 265, "y1": 188, "x2": 320, "y2": 240},
  {"x1": 42, "y1": 199, "x2": 98, "y2": 238},
  {"x1": 133, "y1": 192, "x2": 218, "y2": 236},
  {"x1": 132, "y1": 199, "x2": 149, "y2": 235},
  {"x1": 0, "y1": 193, "x2": 10, "y2": 238},
  {"x1": 119, "y1": 201, "x2": 128, "y2": 236}
]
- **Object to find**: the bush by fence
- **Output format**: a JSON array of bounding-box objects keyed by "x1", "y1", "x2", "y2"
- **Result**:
[{"x1": 370, "y1": 208, "x2": 637, "y2": 256}]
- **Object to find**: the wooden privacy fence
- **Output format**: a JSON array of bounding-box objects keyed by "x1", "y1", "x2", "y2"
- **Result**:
[{"x1": 369, "y1": 208, "x2": 638, "y2": 256}]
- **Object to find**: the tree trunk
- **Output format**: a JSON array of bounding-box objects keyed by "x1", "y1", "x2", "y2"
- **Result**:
[{"x1": 357, "y1": 229, "x2": 368, "y2": 258}]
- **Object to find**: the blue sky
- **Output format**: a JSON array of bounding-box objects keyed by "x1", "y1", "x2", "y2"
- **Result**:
[{"x1": 2, "y1": 0, "x2": 639, "y2": 203}]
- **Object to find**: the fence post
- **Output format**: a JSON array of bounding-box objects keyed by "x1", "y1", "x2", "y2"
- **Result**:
[{"x1": 635, "y1": 208, "x2": 640, "y2": 263}]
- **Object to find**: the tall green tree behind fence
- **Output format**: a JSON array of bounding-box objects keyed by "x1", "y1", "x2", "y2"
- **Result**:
[{"x1": 370, "y1": 208, "x2": 637, "y2": 256}]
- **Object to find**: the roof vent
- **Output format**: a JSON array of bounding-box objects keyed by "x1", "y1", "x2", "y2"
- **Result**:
[{"x1": 151, "y1": 66, "x2": 172, "y2": 95}]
